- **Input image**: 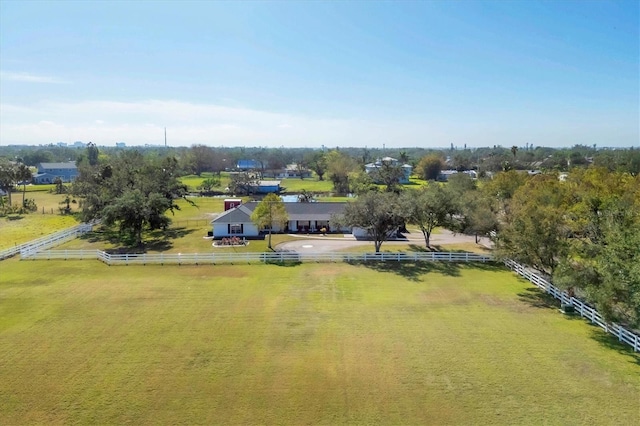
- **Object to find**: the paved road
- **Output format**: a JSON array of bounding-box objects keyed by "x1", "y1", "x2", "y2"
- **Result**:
[{"x1": 276, "y1": 230, "x2": 492, "y2": 253}]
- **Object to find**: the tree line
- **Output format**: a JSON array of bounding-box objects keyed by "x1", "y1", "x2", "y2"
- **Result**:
[{"x1": 332, "y1": 167, "x2": 639, "y2": 328}]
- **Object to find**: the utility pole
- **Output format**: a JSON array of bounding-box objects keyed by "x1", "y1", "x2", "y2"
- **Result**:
[{"x1": 164, "y1": 127, "x2": 167, "y2": 148}]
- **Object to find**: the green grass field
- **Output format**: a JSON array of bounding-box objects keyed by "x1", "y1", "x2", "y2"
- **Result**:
[
  {"x1": 0, "y1": 189, "x2": 79, "y2": 249},
  {"x1": 1, "y1": 259, "x2": 638, "y2": 425}
]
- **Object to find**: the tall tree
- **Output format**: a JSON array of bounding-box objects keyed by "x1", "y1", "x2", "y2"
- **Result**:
[
  {"x1": 15, "y1": 163, "x2": 32, "y2": 206},
  {"x1": 326, "y1": 150, "x2": 357, "y2": 194},
  {"x1": 251, "y1": 193, "x2": 288, "y2": 250},
  {"x1": 554, "y1": 169, "x2": 640, "y2": 326},
  {"x1": 337, "y1": 191, "x2": 406, "y2": 253},
  {"x1": 496, "y1": 174, "x2": 571, "y2": 275},
  {"x1": 416, "y1": 154, "x2": 444, "y2": 180},
  {"x1": 72, "y1": 151, "x2": 190, "y2": 246},
  {"x1": 87, "y1": 142, "x2": 100, "y2": 166},
  {"x1": 304, "y1": 151, "x2": 327, "y2": 181}
]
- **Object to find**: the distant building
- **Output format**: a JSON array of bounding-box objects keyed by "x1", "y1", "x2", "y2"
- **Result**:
[
  {"x1": 56, "y1": 142, "x2": 67, "y2": 147},
  {"x1": 236, "y1": 159, "x2": 264, "y2": 170},
  {"x1": 116, "y1": 142, "x2": 126, "y2": 148},
  {"x1": 32, "y1": 162, "x2": 79, "y2": 184},
  {"x1": 73, "y1": 141, "x2": 85, "y2": 147},
  {"x1": 253, "y1": 180, "x2": 281, "y2": 194},
  {"x1": 263, "y1": 164, "x2": 312, "y2": 179},
  {"x1": 364, "y1": 157, "x2": 412, "y2": 184}
]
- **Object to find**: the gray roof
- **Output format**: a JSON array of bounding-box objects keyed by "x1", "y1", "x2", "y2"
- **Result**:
[
  {"x1": 212, "y1": 202, "x2": 347, "y2": 224},
  {"x1": 38, "y1": 162, "x2": 77, "y2": 169}
]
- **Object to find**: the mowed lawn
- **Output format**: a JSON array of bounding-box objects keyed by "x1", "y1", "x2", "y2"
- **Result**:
[{"x1": 1, "y1": 260, "x2": 638, "y2": 425}]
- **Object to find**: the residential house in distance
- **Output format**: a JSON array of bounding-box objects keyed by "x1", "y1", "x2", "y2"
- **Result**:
[
  {"x1": 263, "y1": 163, "x2": 312, "y2": 179},
  {"x1": 236, "y1": 159, "x2": 264, "y2": 170},
  {"x1": 437, "y1": 170, "x2": 478, "y2": 181},
  {"x1": 211, "y1": 200, "x2": 349, "y2": 238},
  {"x1": 364, "y1": 157, "x2": 412, "y2": 184},
  {"x1": 32, "y1": 162, "x2": 79, "y2": 184}
]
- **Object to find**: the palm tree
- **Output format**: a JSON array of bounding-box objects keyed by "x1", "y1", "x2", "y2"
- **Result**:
[
  {"x1": 16, "y1": 163, "x2": 32, "y2": 206},
  {"x1": 511, "y1": 145, "x2": 518, "y2": 159}
]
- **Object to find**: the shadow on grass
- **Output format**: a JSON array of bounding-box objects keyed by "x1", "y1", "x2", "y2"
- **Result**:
[
  {"x1": 265, "y1": 260, "x2": 302, "y2": 267},
  {"x1": 589, "y1": 328, "x2": 640, "y2": 366},
  {"x1": 347, "y1": 258, "x2": 504, "y2": 282},
  {"x1": 517, "y1": 287, "x2": 561, "y2": 310},
  {"x1": 80, "y1": 226, "x2": 195, "y2": 253},
  {"x1": 347, "y1": 260, "x2": 461, "y2": 282},
  {"x1": 518, "y1": 287, "x2": 640, "y2": 363}
]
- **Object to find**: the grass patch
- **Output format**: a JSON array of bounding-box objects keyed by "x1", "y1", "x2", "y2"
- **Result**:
[
  {"x1": 1, "y1": 261, "x2": 638, "y2": 424},
  {"x1": 279, "y1": 178, "x2": 333, "y2": 193},
  {"x1": 0, "y1": 191, "x2": 79, "y2": 249}
]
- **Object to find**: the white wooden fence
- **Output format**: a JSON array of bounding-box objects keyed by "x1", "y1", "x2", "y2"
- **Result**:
[
  {"x1": 505, "y1": 259, "x2": 640, "y2": 352},
  {"x1": 0, "y1": 223, "x2": 94, "y2": 260},
  {"x1": 22, "y1": 249, "x2": 494, "y2": 265}
]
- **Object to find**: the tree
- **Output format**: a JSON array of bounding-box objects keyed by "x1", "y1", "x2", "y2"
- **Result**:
[
  {"x1": 349, "y1": 171, "x2": 377, "y2": 195},
  {"x1": 337, "y1": 191, "x2": 406, "y2": 253},
  {"x1": 251, "y1": 193, "x2": 288, "y2": 250},
  {"x1": 53, "y1": 177, "x2": 67, "y2": 195},
  {"x1": 187, "y1": 145, "x2": 216, "y2": 176},
  {"x1": 403, "y1": 184, "x2": 457, "y2": 248},
  {"x1": 496, "y1": 174, "x2": 571, "y2": 275},
  {"x1": 304, "y1": 151, "x2": 327, "y2": 181},
  {"x1": 228, "y1": 172, "x2": 257, "y2": 195},
  {"x1": 0, "y1": 161, "x2": 16, "y2": 207},
  {"x1": 198, "y1": 177, "x2": 221, "y2": 192},
  {"x1": 326, "y1": 150, "x2": 357, "y2": 194},
  {"x1": 554, "y1": 169, "x2": 640, "y2": 326},
  {"x1": 15, "y1": 163, "x2": 32, "y2": 206},
  {"x1": 370, "y1": 160, "x2": 405, "y2": 192},
  {"x1": 416, "y1": 155, "x2": 443, "y2": 180},
  {"x1": 511, "y1": 145, "x2": 518, "y2": 159},
  {"x1": 481, "y1": 170, "x2": 528, "y2": 218},
  {"x1": 87, "y1": 142, "x2": 99, "y2": 166},
  {"x1": 72, "y1": 151, "x2": 190, "y2": 246},
  {"x1": 297, "y1": 189, "x2": 315, "y2": 203}
]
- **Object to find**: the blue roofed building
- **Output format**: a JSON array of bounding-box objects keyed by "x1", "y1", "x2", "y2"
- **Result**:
[{"x1": 33, "y1": 162, "x2": 79, "y2": 184}]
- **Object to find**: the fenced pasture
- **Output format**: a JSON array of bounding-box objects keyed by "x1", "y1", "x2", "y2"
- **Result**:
[{"x1": 1, "y1": 261, "x2": 638, "y2": 425}]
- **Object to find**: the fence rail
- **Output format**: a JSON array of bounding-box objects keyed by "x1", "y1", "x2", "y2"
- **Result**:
[
  {"x1": 1, "y1": 223, "x2": 95, "y2": 261},
  {"x1": 23, "y1": 249, "x2": 493, "y2": 265},
  {"x1": 505, "y1": 259, "x2": 639, "y2": 352}
]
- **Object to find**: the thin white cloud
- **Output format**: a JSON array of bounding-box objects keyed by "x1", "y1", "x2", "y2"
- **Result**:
[
  {"x1": 0, "y1": 99, "x2": 637, "y2": 148},
  {"x1": 0, "y1": 71, "x2": 67, "y2": 84}
]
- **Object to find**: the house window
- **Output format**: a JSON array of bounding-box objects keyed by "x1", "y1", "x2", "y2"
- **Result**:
[{"x1": 229, "y1": 224, "x2": 243, "y2": 234}]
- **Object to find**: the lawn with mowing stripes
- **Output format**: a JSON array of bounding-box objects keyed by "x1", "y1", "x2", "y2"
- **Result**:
[{"x1": 1, "y1": 260, "x2": 638, "y2": 424}]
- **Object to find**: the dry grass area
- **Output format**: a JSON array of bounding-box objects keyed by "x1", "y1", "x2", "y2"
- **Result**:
[{"x1": 1, "y1": 260, "x2": 638, "y2": 425}]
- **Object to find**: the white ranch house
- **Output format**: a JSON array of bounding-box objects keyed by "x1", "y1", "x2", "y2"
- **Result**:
[{"x1": 212, "y1": 201, "x2": 352, "y2": 239}]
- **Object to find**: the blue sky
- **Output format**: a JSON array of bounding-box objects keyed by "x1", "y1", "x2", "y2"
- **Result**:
[{"x1": 1, "y1": 0, "x2": 638, "y2": 148}]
